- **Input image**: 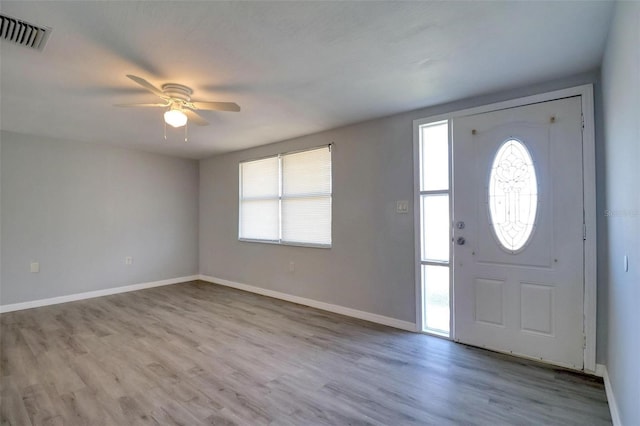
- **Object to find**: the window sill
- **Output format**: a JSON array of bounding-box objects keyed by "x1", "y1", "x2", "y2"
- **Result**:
[{"x1": 238, "y1": 238, "x2": 331, "y2": 249}]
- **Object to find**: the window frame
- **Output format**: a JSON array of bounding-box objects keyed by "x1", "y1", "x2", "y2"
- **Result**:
[{"x1": 238, "y1": 144, "x2": 332, "y2": 249}]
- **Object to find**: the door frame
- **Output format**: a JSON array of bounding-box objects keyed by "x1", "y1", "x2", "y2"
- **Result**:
[{"x1": 413, "y1": 84, "x2": 597, "y2": 373}]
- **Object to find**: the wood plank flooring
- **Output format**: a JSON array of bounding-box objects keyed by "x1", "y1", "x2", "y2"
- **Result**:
[{"x1": 1, "y1": 281, "x2": 611, "y2": 425}]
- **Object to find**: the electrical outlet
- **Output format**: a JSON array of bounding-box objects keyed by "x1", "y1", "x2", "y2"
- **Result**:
[
  {"x1": 125, "y1": 256, "x2": 133, "y2": 265},
  {"x1": 30, "y1": 261, "x2": 39, "y2": 273},
  {"x1": 289, "y1": 261, "x2": 295, "y2": 272}
]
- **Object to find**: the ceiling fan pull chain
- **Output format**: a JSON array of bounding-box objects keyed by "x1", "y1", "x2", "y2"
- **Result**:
[
  {"x1": 164, "y1": 120, "x2": 167, "y2": 140},
  {"x1": 184, "y1": 122, "x2": 188, "y2": 142}
]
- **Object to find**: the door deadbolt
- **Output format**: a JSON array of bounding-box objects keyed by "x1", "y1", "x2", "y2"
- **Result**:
[
  {"x1": 456, "y1": 237, "x2": 466, "y2": 245},
  {"x1": 456, "y1": 221, "x2": 465, "y2": 230}
]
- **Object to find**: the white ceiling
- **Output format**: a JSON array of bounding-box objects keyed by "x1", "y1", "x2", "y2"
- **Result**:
[{"x1": 0, "y1": 1, "x2": 613, "y2": 159}]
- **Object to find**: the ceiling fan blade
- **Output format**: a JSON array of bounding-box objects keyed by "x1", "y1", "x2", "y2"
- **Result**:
[
  {"x1": 126, "y1": 75, "x2": 168, "y2": 99},
  {"x1": 191, "y1": 101, "x2": 240, "y2": 112},
  {"x1": 113, "y1": 103, "x2": 168, "y2": 108},
  {"x1": 184, "y1": 109, "x2": 210, "y2": 126}
]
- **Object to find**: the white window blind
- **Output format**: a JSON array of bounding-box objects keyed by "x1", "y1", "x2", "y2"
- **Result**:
[
  {"x1": 282, "y1": 148, "x2": 332, "y2": 245},
  {"x1": 239, "y1": 157, "x2": 280, "y2": 241},
  {"x1": 239, "y1": 145, "x2": 332, "y2": 247}
]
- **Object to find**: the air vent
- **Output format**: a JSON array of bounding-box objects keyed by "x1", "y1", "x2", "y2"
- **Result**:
[{"x1": 0, "y1": 13, "x2": 51, "y2": 51}]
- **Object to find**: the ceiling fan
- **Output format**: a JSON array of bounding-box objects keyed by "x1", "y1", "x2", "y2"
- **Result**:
[{"x1": 115, "y1": 74, "x2": 240, "y2": 129}]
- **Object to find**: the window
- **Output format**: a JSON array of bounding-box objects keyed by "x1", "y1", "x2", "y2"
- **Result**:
[
  {"x1": 239, "y1": 145, "x2": 332, "y2": 247},
  {"x1": 488, "y1": 139, "x2": 538, "y2": 253},
  {"x1": 418, "y1": 120, "x2": 451, "y2": 336}
]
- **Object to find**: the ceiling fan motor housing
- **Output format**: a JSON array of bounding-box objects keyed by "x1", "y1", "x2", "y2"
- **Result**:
[{"x1": 161, "y1": 83, "x2": 193, "y2": 102}]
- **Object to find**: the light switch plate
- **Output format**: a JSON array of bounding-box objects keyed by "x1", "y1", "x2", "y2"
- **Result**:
[
  {"x1": 30, "y1": 261, "x2": 39, "y2": 273},
  {"x1": 396, "y1": 200, "x2": 409, "y2": 214}
]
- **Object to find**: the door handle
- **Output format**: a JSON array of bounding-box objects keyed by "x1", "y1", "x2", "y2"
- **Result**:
[{"x1": 456, "y1": 237, "x2": 466, "y2": 246}]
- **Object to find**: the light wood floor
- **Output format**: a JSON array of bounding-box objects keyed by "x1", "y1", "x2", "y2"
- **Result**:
[{"x1": 1, "y1": 281, "x2": 611, "y2": 425}]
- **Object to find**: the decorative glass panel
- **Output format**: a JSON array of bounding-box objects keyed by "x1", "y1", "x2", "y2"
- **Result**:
[{"x1": 488, "y1": 139, "x2": 538, "y2": 252}]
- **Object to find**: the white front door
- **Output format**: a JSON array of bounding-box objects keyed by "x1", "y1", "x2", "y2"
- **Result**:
[{"x1": 452, "y1": 97, "x2": 585, "y2": 369}]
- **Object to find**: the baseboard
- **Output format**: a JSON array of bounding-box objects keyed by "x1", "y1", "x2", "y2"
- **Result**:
[
  {"x1": 198, "y1": 274, "x2": 417, "y2": 332},
  {"x1": 0, "y1": 275, "x2": 199, "y2": 313},
  {"x1": 601, "y1": 364, "x2": 622, "y2": 426}
]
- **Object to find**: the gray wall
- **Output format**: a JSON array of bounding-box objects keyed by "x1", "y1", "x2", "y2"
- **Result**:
[
  {"x1": 200, "y1": 71, "x2": 604, "y2": 330},
  {"x1": 601, "y1": 2, "x2": 640, "y2": 424},
  {"x1": 0, "y1": 131, "x2": 199, "y2": 305},
  {"x1": 1, "y1": 68, "x2": 610, "y2": 370}
]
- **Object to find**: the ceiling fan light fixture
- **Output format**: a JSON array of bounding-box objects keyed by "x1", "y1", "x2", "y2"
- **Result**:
[{"x1": 164, "y1": 108, "x2": 187, "y2": 128}]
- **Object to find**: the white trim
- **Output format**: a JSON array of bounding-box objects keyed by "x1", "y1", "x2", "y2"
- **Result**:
[
  {"x1": 413, "y1": 85, "x2": 594, "y2": 125},
  {"x1": 412, "y1": 84, "x2": 597, "y2": 372},
  {"x1": 413, "y1": 117, "x2": 423, "y2": 332},
  {"x1": 0, "y1": 275, "x2": 199, "y2": 313},
  {"x1": 580, "y1": 85, "x2": 598, "y2": 373},
  {"x1": 199, "y1": 275, "x2": 417, "y2": 332},
  {"x1": 413, "y1": 119, "x2": 454, "y2": 338},
  {"x1": 602, "y1": 365, "x2": 622, "y2": 426}
]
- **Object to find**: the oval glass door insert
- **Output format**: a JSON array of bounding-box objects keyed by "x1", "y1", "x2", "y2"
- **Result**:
[{"x1": 488, "y1": 139, "x2": 538, "y2": 252}]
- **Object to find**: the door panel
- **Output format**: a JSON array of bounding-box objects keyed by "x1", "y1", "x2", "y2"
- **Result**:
[{"x1": 452, "y1": 97, "x2": 584, "y2": 369}]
